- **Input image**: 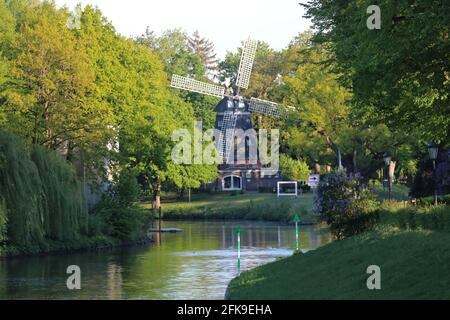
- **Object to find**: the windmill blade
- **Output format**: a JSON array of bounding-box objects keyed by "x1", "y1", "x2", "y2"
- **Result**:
[
  {"x1": 235, "y1": 39, "x2": 258, "y2": 90},
  {"x1": 248, "y1": 97, "x2": 284, "y2": 118},
  {"x1": 217, "y1": 111, "x2": 238, "y2": 163},
  {"x1": 171, "y1": 74, "x2": 225, "y2": 98}
]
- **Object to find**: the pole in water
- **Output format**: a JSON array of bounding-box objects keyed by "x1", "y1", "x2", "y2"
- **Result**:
[
  {"x1": 293, "y1": 215, "x2": 300, "y2": 253},
  {"x1": 236, "y1": 226, "x2": 241, "y2": 273}
]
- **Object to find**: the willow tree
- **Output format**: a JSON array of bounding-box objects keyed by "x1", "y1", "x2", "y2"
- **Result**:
[
  {"x1": 0, "y1": 131, "x2": 44, "y2": 247},
  {"x1": 0, "y1": 131, "x2": 88, "y2": 247},
  {"x1": 31, "y1": 146, "x2": 88, "y2": 241}
]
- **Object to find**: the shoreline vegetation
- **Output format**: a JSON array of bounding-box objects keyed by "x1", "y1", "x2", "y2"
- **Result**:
[
  {"x1": 142, "y1": 192, "x2": 319, "y2": 224},
  {"x1": 0, "y1": 237, "x2": 154, "y2": 260},
  {"x1": 0, "y1": 131, "x2": 153, "y2": 258}
]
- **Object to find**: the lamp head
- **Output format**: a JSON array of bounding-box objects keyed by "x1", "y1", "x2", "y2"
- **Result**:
[
  {"x1": 427, "y1": 142, "x2": 439, "y2": 161},
  {"x1": 383, "y1": 152, "x2": 392, "y2": 166}
]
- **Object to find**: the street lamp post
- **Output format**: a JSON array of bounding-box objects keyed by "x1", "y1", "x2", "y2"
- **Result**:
[
  {"x1": 383, "y1": 152, "x2": 392, "y2": 201},
  {"x1": 428, "y1": 142, "x2": 439, "y2": 206}
]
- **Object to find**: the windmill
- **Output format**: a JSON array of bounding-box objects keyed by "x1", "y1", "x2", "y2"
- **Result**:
[{"x1": 170, "y1": 38, "x2": 290, "y2": 190}]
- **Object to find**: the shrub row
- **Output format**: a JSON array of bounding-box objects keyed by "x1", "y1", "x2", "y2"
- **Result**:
[
  {"x1": 378, "y1": 201, "x2": 450, "y2": 232},
  {"x1": 162, "y1": 200, "x2": 315, "y2": 224}
]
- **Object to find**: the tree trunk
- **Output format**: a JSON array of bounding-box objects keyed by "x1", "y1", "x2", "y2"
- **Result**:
[
  {"x1": 352, "y1": 149, "x2": 358, "y2": 173},
  {"x1": 154, "y1": 176, "x2": 161, "y2": 210},
  {"x1": 179, "y1": 187, "x2": 185, "y2": 199},
  {"x1": 315, "y1": 163, "x2": 321, "y2": 174},
  {"x1": 33, "y1": 109, "x2": 39, "y2": 145},
  {"x1": 389, "y1": 161, "x2": 396, "y2": 181}
]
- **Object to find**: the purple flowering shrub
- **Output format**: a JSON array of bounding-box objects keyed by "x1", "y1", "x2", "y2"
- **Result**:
[{"x1": 315, "y1": 172, "x2": 378, "y2": 239}]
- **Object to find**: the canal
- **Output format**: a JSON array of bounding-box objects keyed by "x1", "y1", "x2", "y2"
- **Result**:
[{"x1": 0, "y1": 220, "x2": 331, "y2": 299}]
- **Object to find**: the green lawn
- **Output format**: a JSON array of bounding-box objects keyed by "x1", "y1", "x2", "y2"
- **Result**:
[
  {"x1": 227, "y1": 228, "x2": 450, "y2": 299},
  {"x1": 139, "y1": 183, "x2": 409, "y2": 223},
  {"x1": 141, "y1": 192, "x2": 317, "y2": 223}
]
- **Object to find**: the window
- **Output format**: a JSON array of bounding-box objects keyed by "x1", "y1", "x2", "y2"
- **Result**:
[{"x1": 223, "y1": 175, "x2": 242, "y2": 191}]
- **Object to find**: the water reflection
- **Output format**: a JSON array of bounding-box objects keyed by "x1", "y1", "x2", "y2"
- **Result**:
[{"x1": 0, "y1": 220, "x2": 331, "y2": 300}]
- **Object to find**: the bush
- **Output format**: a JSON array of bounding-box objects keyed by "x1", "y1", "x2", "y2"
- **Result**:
[
  {"x1": 90, "y1": 168, "x2": 151, "y2": 241},
  {"x1": 258, "y1": 187, "x2": 276, "y2": 193},
  {"x1": 300, "y1": 184, "x2": 311, "y2": 193},
  {"x1": 108, "y1": 168, "x2": 140, "y2": 207},
  {"x1": 92, "y1": 205, "x2": 149, "y2": 241},
  {"x1": 315, "y1": 173, "x2": 378, "y2": 239},
  {"x1": 378, "y1": 202, "x2": 450, "y2": 231},
  {"x1": 419, "y1": 194, "x2": 450, "y2": 206}
]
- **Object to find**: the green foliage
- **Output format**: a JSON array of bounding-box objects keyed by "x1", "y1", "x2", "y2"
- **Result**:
[
  {"x1": 31, "y1": 146, "x2": 88, "y2": 240},
  {"x1": 90, "y1": 168, "x2": 151, "y2": 241},
  {"x1": 0, "y1": 130, "x2": 87, "y2": 248},
  {"x1": 155, "y1": 193, "x2": 317, "y2": 224},
  {"x1": 378, "y1": 201, "x2": 450, "y2": 232},
  {"x1": 220, "y1": 41, "x2": 282, "y2": 99},
  {"x1": 0, "y1": 131, "x2": 44, "y2": 246},
  {"x1": 303, "y1": 0, "x2": 450, "y2": 144},
  {"x1": 165, "y1": 162, "x2": 217, "y2": 194},
  {"x1": 0, "y1": 1, "x2": 108, "y2": 149},
  {"x1": 276, "y1": 35, "x2": 350, "y2": 168},
  {"x1": 0, "y1": 199, "x2": 7, "y2": 246},
  {"x1": 92, "y1": 205, "x2": 149, "y2": 241},
  {"x1": 109, "y1": 168, "x2": 140, "y2": 207},
  {"x1": 316, "y1": 173, "x2": 378, "y2": 239},
  {"x1": 420, "y1": 194, "x2": 450, "y2": 206},
  {"x1": 279, "y1": 154, "x2": 310, "y2": 182}
]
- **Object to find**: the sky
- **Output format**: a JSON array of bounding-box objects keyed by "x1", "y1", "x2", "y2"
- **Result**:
[{"x1": 54, "y1": 0, "x2": 312, "y2": 59}]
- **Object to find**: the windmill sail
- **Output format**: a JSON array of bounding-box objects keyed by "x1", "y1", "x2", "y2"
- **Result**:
[
  {"x1": 171, "y1": 74, "x2": 225, "y2": 98},
  {"x1": 248, "y1": 97, "x2": 283, "y2": 118},
  {"x1": 217, "y1": 111, "x2": 238, "y2": 163},
  {"x1": 236, "y1": 39, "x2": 258, "y2": 90}
]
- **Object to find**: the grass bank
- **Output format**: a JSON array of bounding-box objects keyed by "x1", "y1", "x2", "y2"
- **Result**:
[
  {"x1": 141, "y1": 192, "x2": 317, "y2": 224},
  {"x1": 227, "y1": 227, "x2": 450, "y2": 299},
  {"x1": 228, "y1": 203, "x2": 450, "y2": 299}
]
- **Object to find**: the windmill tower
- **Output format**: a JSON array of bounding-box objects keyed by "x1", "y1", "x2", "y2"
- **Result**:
[{"x1": 170, "y1": 39, "x2": 289, "y2": 191}]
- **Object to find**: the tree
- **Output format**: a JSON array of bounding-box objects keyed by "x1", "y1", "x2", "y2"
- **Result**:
[
  {"x1": 302, "y1": 0, "x2": 450, "y2": 145},
  {"x1": 188, "y1": 31, "x2": 219, "y2": 76},
  {"x1": 276, "y1": 35, "x2": 351, "y2": 172},
  {"x1": 220, "y1": 41, "x2": 282, "y2": 99},
  {"x1": 137, "y1": 28, "x2": 205, "y2": 78},
  {"x1": 280, "y1": 154, "x2": 310, "y2": 182},
  {"x1": 0, "y1": 1, "x2": 113, "y2": 174},
  {"x1": 166, "y1": 163, "x2": 217, "y2": 202},
  {"x1": 137, "y1": 28, "x2": 220, "y2": 127},
  {"x1": 275, "y1": 32, "x2": 418, "y2": 180}
]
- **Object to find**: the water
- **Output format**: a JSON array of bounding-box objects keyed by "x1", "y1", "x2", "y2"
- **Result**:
[{"x1": 0, "y1": 220, "x2": 331, "y2": 300}]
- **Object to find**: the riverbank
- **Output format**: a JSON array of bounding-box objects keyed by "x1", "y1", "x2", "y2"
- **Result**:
[
  {"x1": 227, "y1": 203, "x2": 450, "y2": 299},
  {"x1": 141, "y1": 193, "x2": 318, "y2": 224},
  {"x1": 0, "y1": 235, "x2": 154, "y2": 259}
]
